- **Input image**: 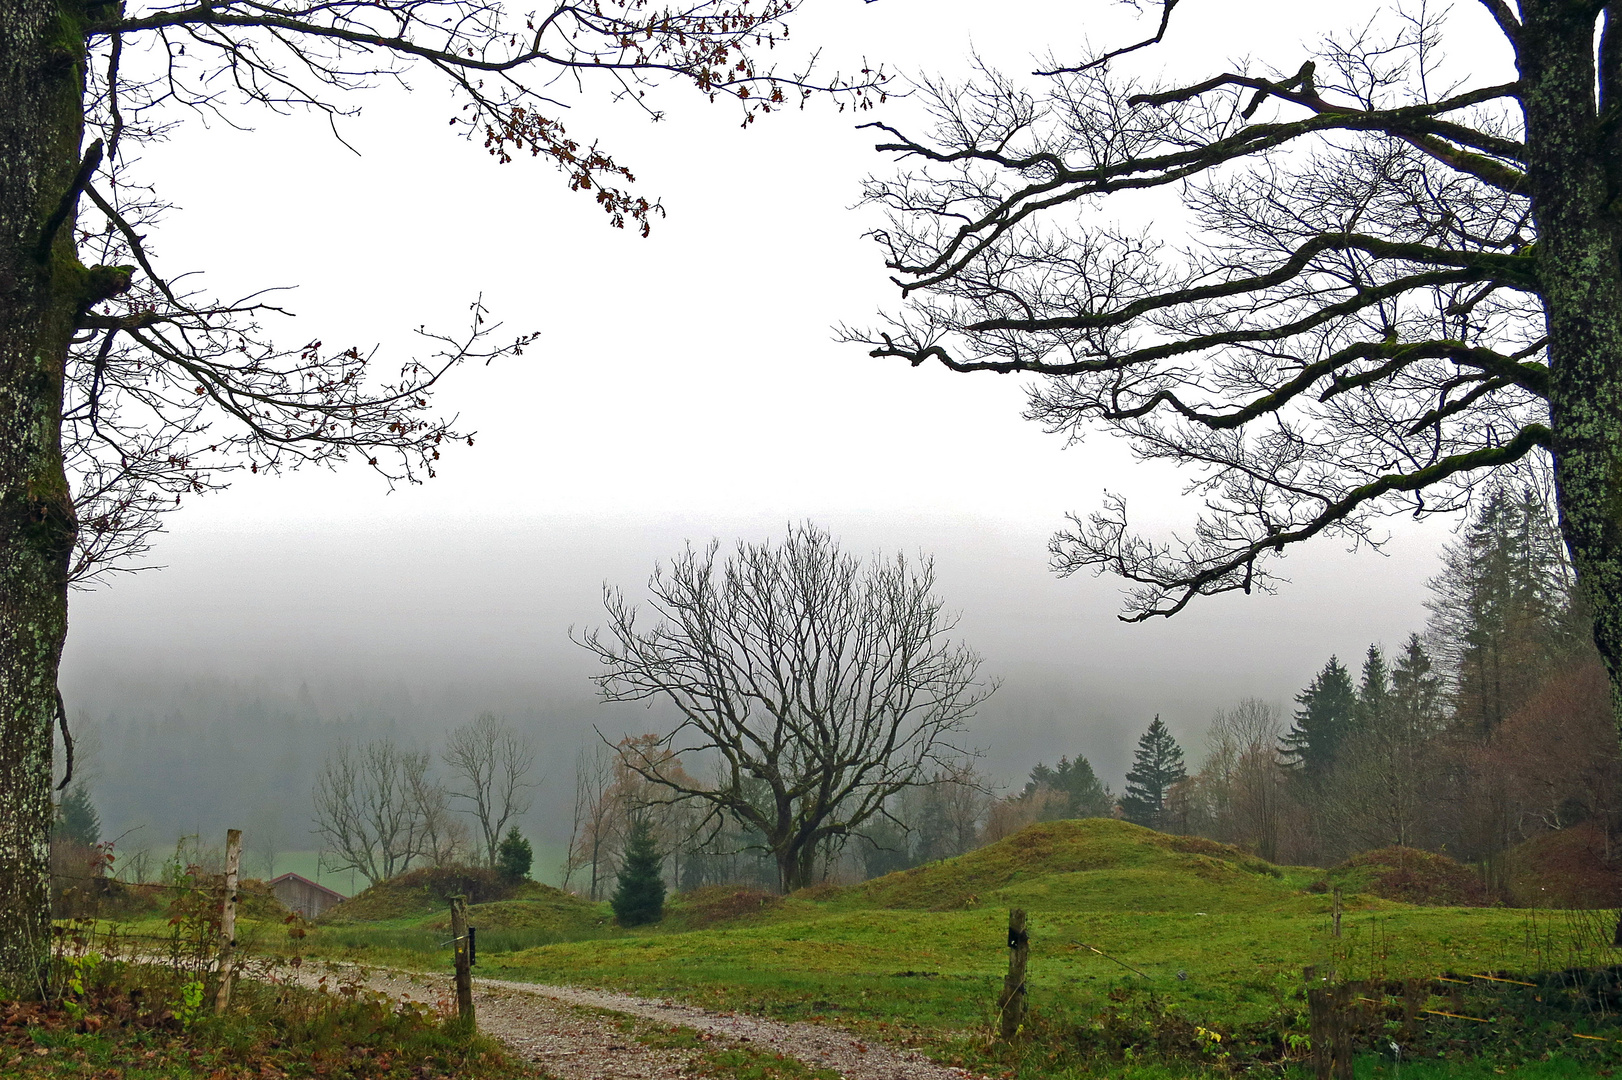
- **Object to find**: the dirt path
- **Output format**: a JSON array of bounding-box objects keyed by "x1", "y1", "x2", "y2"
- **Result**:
[{"x1": 328, "y1": 966, "x2": 990, "y2": 1080}]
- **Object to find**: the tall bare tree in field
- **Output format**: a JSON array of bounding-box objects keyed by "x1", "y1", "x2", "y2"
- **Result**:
[
  {"x1": 0, "y1": 0, "x2": 884, "y2": 991},
  {"x1": 850, "y1": 3, "x2": 1622, "y2": 796},
  {"x1": 562, "y1": 743, "x2": 617, "y2": 899},
  {"x1": 444, "y1": 713, "x2": 537, "y2": 867},
  {"x1": 579, "y1": 523, "x2": 993, "y2": 893},
  {"x1": 312, "y1": 738, "x2": 432, "y2": 887}
]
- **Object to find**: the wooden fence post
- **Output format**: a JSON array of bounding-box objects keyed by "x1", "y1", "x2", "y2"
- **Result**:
[
  {"x1": 214, "y1": 828, "x2": 242, "y2": 1013},
  {"x1": 451, "y1": 895, "x2": 475, "y2": 1030},
  {"x1": 998, "y1": 908, "x2": 1029, "y2": 1040}
]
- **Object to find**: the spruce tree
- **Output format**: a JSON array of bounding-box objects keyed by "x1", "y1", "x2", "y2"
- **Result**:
[
  {"x1": 53, "y1": 783, "x2": 99, "y2": 849},
  {"x1": 610, "y1": 819, "x2": 666, "y2": 927},
  {"x1": 1426, "y1": 486, "x2": 1582, "y2": 737},
  {"x1": 1022, "y1": 755, "x2": 1114, "y2": 820},
  {"x1": 1354, "y1": 645, "x2": 1390, "y2": 734},
  {"x1": 1281, "y1": 656, "x2": 1357, "y2": 779},
  {"x1": 1388, "y1": 634, "x2": 1443, "y2": 738},
  {"x1": 495, "y1": 827, "x2": 533, "y2": 885},
  {"x1": 1120, "y1": 717, "x2": 1186, "y2": 828}
]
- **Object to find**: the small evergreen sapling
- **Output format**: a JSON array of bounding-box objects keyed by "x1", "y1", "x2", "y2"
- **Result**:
[
  {"x1": 611, "y1": 819, "x2": 666, "y2": 927},
  {"x1": 495, "y1": 827, "x2": 533, "y2": 884}
]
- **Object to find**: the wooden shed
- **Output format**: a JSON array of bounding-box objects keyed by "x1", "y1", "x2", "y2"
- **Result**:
[{"x1": 267, "y1": 872, "x2": 347, "y2": 919}]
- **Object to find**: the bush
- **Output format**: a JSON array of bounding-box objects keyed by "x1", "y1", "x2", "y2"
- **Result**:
[
  {"x1": 610, "y1": 819, "x2": 666, "y2": 927},
  {"x1": 495, "y1": 827, "x2": 533, "y2": 884}
]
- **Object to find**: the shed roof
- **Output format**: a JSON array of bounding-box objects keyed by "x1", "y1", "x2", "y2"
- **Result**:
[{"x1": 267, "y1": 872, "x2": 347, "y2": 902}]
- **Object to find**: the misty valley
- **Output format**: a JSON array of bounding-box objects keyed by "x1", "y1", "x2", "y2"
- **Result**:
[{"x1": 7, "y1": 0, "x2": 1622, "y2": 1078}]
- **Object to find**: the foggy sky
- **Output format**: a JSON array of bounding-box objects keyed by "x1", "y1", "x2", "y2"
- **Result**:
[{"x1": 55, "y1": 0, "x2": 1507, "y2": 850}]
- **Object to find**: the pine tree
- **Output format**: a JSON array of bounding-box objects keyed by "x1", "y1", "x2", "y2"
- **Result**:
[
  {"x1": 1427, "y1": 486, "x2": 1581, "y2": 737},
  {"x1": 1021, "y1": 755, "x2": 1114, "y2": 820},
  {"x1": 1327, "y1": 636, "x2": 1444, "y2": 850},
  {"x1": 1120, "y1": 717, "x2": 1186, "y2": 828},
  {"x1": 53, "y1": 783, "x2": 99, "y2": 849},
  {"x1": 495, "y1": 827, "x2": 533, "y2": 884},
  {"x1": 610, "y1": 819, "x2": 666, "y2": 927},
  {"x1": 1388, "y1": 634, "x2": 1444, "y2": 738},
  {"x1": 1355, "y1": 645, "x2": 1390, "y2": 734},
  {"x1": 1281, "y1": 656, "x2": 1357, "y2": 779}
]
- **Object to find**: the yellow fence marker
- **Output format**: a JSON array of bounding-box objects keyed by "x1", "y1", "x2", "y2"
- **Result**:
[{"x1": 1422, "y1": 1009, "x2": 1490, "y2": 1023}]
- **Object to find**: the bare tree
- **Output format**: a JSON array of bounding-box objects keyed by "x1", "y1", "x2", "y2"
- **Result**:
[
  {"x1": 406, "y1": 761, "x2": 469, "y2": 869},
  {"x1": 847, "y1": 3, "x2": 1622, "y2": 766},
  {"x1": 1201, "y1": 699, "x2": 1284, "y2": 861},
  {"x1": 578, "y1": 523, "x2": 993, "y2": 893},
  {"x1": 443, "y1": 713, "x2": 538, "y2": 867},
  {"x1": 311, "y1": 738, "x2": 432, "y2": 886},
  {"x1": 562, "y1": 743, "x2": 616, "y2": 899},
  {"x1": 2, "y1": 0, "x2": 884, "y2": 991}
]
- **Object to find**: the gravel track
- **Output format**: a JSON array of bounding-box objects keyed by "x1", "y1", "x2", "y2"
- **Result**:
[{"x1": 323, "y1": 966, "x2": 990, "y2": 1080}]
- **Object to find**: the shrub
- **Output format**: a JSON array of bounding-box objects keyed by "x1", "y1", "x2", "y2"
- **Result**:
[{"x1": 610, "y1": 819, "x2": 666, "y2": 927}]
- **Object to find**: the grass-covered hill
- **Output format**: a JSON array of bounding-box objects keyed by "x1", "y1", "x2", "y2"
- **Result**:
[{"x1": 835, "y1": 818, "x2": 1308, "y2": 913}]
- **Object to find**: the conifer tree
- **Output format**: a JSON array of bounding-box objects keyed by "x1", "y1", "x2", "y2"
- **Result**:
[
  {"x1": 610, "y1": 819, "x2": 666, "y2": 927},
  {"x1": 1389, "y1": 635, "x2": 1445, "y2": 739},
  {"x1": 495, "y1": 827, "x2": 533, "y2": 885},
  {"x1": 1327, "y1": 636, "x2": 1444, "y2": 851},
  {"x1": 1120, "y1": 717, "x2": 1186, "y2": 828},
  {"x1": 1355, "y1": 646, "x2": 1390, "y2": 734},
  {"x1": 1427, "y1": 487, "x2": 1582, "y2": 738},
  {"x1": 1022, "y1": 755, "x2": 1114, "y2": 820},
  {"x1": 53, "y1": 783, "x2": 99, "y2": 849},
  {"x1": 1281, "y1": 656, "x2": 1357, "y2": 779}
]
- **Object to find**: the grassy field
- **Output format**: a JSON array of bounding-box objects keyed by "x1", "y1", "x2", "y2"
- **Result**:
[{"x1": 104, "y1": 820, "x2": 1622, "y2": 1078}]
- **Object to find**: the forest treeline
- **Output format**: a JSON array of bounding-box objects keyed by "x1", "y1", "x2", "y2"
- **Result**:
[{"x1": 561, "y1": 487, "x2": 1618, "y2": 898}]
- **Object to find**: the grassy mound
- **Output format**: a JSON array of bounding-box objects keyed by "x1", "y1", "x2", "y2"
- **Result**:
[
  {"x1": 1505, "y1": 822, "x2": 1622, "y2": 908},
  {"x1": 419, "y1": 884, "x2": 606, "y2": 934},
  {"x1": 1328, "y1": 846, "x2": 1491, "y2": 907},
  {"x1": 321, "y1": 866, "x2": 524, "y2": 923},
  {"x1": 662, "y1": 886, "x2": 784, "y2": 930},
  {"x1": 845, "y1": 818, "x2": 1298, "y2": 913},
  {"x1": 1323, "y1": 843, "x2": 1485, "y2": 901}
]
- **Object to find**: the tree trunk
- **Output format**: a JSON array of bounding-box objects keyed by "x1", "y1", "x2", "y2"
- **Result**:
[
  {"x1": 1519, "y1": 4, "x2": 1622, "y2": 934},
  {"x1": 776, "y1": 840, "x2": 818, "y2": 894},
  {"x1": 0, "y1": 0, "x2": 90, "y2": 996},
  {"x1": 1523, "y1": 8, "x2": 1622, "y2": 726}
]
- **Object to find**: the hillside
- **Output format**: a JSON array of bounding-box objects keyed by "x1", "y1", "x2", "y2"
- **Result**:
[{"x1": 837, "y1": 818, "x2": 1312, "y2": 913}]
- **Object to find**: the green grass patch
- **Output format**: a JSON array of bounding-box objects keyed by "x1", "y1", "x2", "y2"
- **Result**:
[{"x1": 260, "y1": 820, "x2": 1622, "y2": 1076}]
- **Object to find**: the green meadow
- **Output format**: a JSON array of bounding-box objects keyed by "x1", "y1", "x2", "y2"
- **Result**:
[{"x1": 115, "y1": 820, "x2": 1622, "y2": 1078}]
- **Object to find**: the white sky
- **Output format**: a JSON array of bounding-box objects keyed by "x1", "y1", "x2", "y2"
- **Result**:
[{"x1": 61, "y1": 0, "x2": 1518, "y2": 787}]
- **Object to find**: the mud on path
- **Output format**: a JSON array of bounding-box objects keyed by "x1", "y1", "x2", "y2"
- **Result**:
[{"x1": 324, "y1": 966, "x2": 990, "y2": 1080}]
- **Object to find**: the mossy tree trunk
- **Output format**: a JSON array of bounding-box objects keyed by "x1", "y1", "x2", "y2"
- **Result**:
[
  {"x1": 1512, "y1": 2, "x2": 1622, "y2": 939},
  {"x1": 0, "y1": 0, "x2": 91, "y2": 997},
  {"x1": 1522, "y1": 6, "x2": 1622, "y2": 734}
]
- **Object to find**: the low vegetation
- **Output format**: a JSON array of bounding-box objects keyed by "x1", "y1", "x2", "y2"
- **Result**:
[{"x1": 3, "y1": 948, "x2": 540, "y2": 1080}]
